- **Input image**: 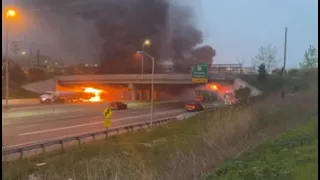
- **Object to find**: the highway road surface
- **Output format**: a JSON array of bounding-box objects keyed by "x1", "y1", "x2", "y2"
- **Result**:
[
  {"x1": 2, "y1": 102, "x2": 186, "y2": 148},
  {"x1": 2, "y1": 101, "x2": 222, "y2": 149},
  {"x1": 2, "y1": 98, "x2": 40, "y2": 108}
]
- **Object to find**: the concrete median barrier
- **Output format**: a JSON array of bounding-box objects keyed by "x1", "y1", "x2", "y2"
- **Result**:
[{"x1": 2, "y1": 99, "x2": 39, "y2": 105}]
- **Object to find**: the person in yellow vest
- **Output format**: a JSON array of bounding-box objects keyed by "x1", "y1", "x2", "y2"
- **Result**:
[{"x1": 103, "y1": 107, "x2": 113, "y2": 128}]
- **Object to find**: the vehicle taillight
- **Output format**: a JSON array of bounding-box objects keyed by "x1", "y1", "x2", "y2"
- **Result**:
[{"x1": 186, "y1": 105, "x2": 195, "y2": 109}]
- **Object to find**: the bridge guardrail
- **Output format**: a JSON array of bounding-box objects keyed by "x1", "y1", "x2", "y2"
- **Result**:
[
  {"x1": 55, "y1": 64, "x2": 242, "y2": 76},
  {"x1": 2, "y1": 116, "x2": 177, "y2": 160}
]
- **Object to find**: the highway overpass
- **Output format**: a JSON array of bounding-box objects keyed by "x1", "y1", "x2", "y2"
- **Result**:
[
  {"x1": 22, "y1": 64, "x2": 242, "y2": 101},
  {"x1": 56, "y1": 73, "x2": 239, "y2": 85}
]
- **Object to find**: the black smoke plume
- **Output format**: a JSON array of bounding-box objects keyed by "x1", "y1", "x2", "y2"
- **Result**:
[{"x1": 19, "y1": 0, "x2": 204, "y2": 73}]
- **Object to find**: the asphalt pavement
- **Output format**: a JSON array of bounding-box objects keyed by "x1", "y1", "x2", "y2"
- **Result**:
[
  {"x1": 2, "y1": 103, "x2": 185, "y2": 149},
  {"x1": 2, "y1": 101, "x2": 222, "y2": 149}
]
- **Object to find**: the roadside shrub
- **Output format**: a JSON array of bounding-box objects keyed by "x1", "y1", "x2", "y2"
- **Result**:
[
  {"x1": 287, "y1": 68, "x2": 299, "y2": 76},
  {"x1": 291, "y1": 82, "x2": 309, "y2": 93},
  {"x1": 234, "y1": 87, "x2": 251, "y2": 104},
  {"x1": 257, "y1": 64, "x2": 267, "y2": 83}
]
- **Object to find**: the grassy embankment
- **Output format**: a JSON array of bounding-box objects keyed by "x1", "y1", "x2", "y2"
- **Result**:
[
  {"x1": 2, "y1": 69, "x2": 318, "y2": 180},
  {"x1": 2, "y1": 80, "x2": 39, "y2": 99},
  {"x1": 202, "y1": 116, "x2": 318, "y2": 180}
]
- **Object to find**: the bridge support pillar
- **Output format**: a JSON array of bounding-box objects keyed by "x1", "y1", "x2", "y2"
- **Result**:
[
  {"x1": 139, "y1": 90, "x2": 143, "y2": 101},
  {"x1": 130, "y1": 84, "x2": 137, "y2": 101},
  {"x1": 145, "y1": 89, "x2": 150, "y2": 100},
  {"x1": 154, "y1": 91, "x2": 157, "y2": 100},
  {"x1": 144, "y1": 89, "x2": 157, "y2": 100}
]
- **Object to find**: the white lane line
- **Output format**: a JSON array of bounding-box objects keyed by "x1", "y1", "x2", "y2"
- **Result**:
[
  {"x1": 2, "y1": 109, "x2": 174, "y2": 130},
  {"x1": 16, "y1": 124, "x2": 40, "y2": 129},
  {"x1": 18, "y1": 109, "x2": 183, "y2": 136},
  {"x1": 4, "y1": 116, "x2": 177, "y2": 149},
  {"x1": 2, "y1": 108, "x2": 150, "y2": 126}
]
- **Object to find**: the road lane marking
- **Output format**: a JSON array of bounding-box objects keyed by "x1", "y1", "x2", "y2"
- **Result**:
[
  {"x1": 5, "y1": 116, "x2": 177, "y2": 149},
  {"x1": 16, "y1": 124, "x2": 40, "y2": 129},
  {"x1": 2, "y1": 107, "x2": 179, "y2": 127},
  {"x1": 2, "y1": 106, "x2": 168, "y2": 122},
  {"x1": 17, "y1": 109, "x2": 183, "y2": 136}
]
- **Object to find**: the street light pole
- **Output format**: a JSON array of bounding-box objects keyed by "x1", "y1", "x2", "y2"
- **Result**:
[
  {"x1": 150, "y1": 57, "x2": 155, "y2": 127},
  {"x1": 5, "y1": 16, "x2": 10, "y2": 107},
  {"x1": 141, "y1": 45, "x2": 144, "y2": 78},
  {"x1": 136, "y1": 50, "x2": 155, "y2": 127},
  {"x1": 4, "y1": 9, "x2": 16, "y2": 107},
  {"x1": 141, "y1": 39, "x2": 150, "y2": 79}
]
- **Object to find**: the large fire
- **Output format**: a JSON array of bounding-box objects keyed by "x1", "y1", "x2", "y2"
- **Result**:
[{"x1": 84, "y1": 87, "x2": 103, "y2": 102}]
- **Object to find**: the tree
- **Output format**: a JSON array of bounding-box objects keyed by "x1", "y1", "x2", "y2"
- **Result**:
[
  {"x1": 252, "y1": 44, "x2": 280, "y2": 72},
  {"x1": 9, "y1": 64, "x2": 26, "y2": 84},
  {"x1": 299, "y1": 45, "x2": 318, "y2": 69},
  {"x1": 257, "y1": 63, "x2": 267, "y2": 83},
  {"x1": 191, "y1": 45, "x2": 216, "y2": 65}
]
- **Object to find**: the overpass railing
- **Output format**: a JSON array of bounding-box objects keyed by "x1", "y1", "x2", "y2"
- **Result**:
[
  {"x1": 158, "y1": 64, "x2": 242, "y2": 74},
  {"x1": 56, "y1": 64, "x2": 242, "y2": 75},
  {"x1": 2, "y1": 116, "x2": 176, "y2": 161}
]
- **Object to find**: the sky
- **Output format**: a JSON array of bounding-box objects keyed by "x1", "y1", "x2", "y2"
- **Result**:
[{"x1": 2, "y1": 0, "x2": 318, "y2": 68}]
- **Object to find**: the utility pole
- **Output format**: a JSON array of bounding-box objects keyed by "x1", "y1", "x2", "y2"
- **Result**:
[
  {"x1": 281, "y1": 27, "x2": 288, "y2": 100},
  {"x1": 36, "y1": 49, "x2": 40, "y2": 68}
]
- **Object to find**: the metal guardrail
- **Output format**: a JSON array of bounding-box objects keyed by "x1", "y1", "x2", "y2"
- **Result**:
[{"x1": 2, "y1": 116, "x2": 176, "y2": 160}]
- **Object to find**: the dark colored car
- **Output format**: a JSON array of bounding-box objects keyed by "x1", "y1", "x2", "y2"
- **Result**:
[
  {"x1": 196, "y1": 96, "x2": 205, "y2": 102},
  {"x1": 184, "y1": 102, "x2": 204, "y2": 112},
  {"x1": 109, "y1": 102, "x2": 128, "y2": 110}
]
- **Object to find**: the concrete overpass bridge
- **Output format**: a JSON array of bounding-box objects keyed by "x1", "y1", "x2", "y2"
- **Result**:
[
  {"x1": 55, "y1": 72, "x2": 239, "y2": 101},
  {"x1": 56, "y1": 73, "x2": 238, "y2": 85},
  {"x1": 23, "y1": 64, "x2": 243, "y2": 101}
]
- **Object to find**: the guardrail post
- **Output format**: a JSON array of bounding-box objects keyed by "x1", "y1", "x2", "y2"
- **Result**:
[
  {"x1": 76, "y1": 137, "x2": 81, "y2": 145},
  {"x1": 59, "y1": 140, "x2": 64, "y2": 152},
  {"x1": 91, "y1": 134, "x2": 95, "y2": 140},
  {"x1": 105, "y1": 130, "x2": 108, "y2": 139},
  {"x1": 40, "y1": 144, "x2": 45, "y2": 154},
  {"x1": 116, "y1": 128, "x2": 119, "y2": 135},
  {"x1": 19, "y1": 149, "x2": 24, "y2": 160}
]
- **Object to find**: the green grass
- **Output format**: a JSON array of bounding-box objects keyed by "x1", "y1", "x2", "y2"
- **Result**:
[{"x1": 202, "y1": 117, "x2": 318, "y2": 180}]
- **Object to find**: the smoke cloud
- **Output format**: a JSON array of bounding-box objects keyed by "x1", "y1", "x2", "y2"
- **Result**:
[{"x1": 18, "y1": 0, "x2": 204, "y2": 73}]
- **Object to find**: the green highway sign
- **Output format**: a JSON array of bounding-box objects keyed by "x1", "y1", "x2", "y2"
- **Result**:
[{"x1": 192, "y1": 64, "x2": 208, "y2": 83}]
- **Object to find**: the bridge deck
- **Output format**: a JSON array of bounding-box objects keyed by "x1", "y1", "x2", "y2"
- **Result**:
[{"x1": 57, "y1": 73, "x2": 239, "y2": 85}]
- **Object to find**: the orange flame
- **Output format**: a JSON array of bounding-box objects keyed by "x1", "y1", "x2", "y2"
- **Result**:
[
  {"x1": 84, "y1": 87, "x2": 103, "y2": 102},
  {"x1": 210, "y1": 84, "x2": 218, "y2": 90}
]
